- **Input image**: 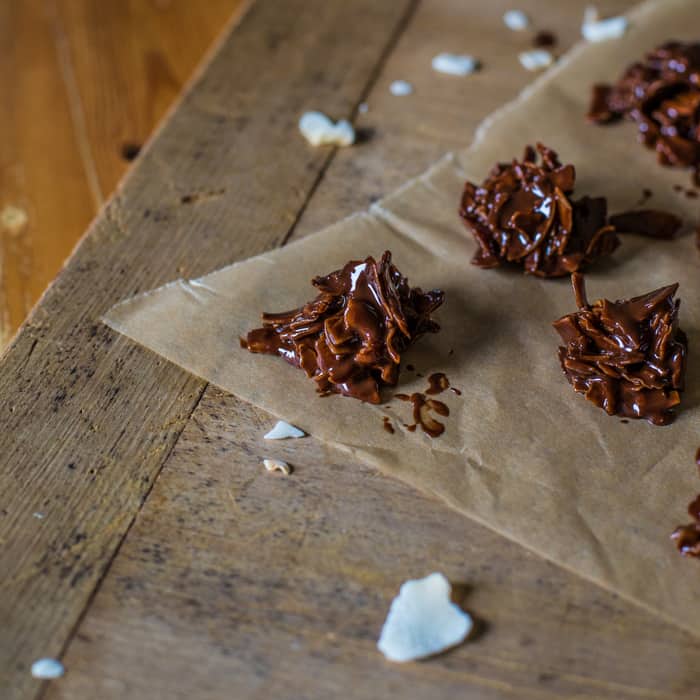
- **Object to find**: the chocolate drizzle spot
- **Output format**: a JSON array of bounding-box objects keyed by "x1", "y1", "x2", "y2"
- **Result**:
[
  {"x1": 244, "y1": 252, "x2": 444, "y2": 403},
  {"x1": 426, "y1": 372, "x2": 450, "y2": 395},
  {"x1": 460, "y1": 143, "x2": 619, "y2": 277},
  {"x1": 396, "y1": 392, "x2": 449, "y2": 438},
  {"x1": 533, "y1": 30, "x2": 556, "y2": 48},
  {"x1": 609, "y1": 209, "x2": 683, "y2": 239},
  {"x1": 671, "y1": 494, "x2": 700, "y2": 557},
  {"x1": 382, "y1": 416, "x2": 395, "y2": 434},
  {"x1": 588, "y1": 41, "x2": 700, "y2": 182},
  {"x1": 553, "y1": 273, "x2": 687, "y2": 426},
  {"x1": 406, "y1": 364, "x2": 415, "y2": 372},
  {"x1": 637, "y1": 188, "x2": 653, "y2": 205}
]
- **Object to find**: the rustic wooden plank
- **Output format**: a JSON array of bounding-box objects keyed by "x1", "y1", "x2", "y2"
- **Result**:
[
  {"x1": 47, "y1": 0, "x2": 700, "y2": 698},
  {"x1": 0, "y1": 0, "x2": 244, "y2": 348},
  {"x1": 0, "y1": 2, "x2": 415, "y2": 698},
  {"x1": 47, "y1": 391, "x2": 700, "y2": 699},
  {"x1": 57, "y1": 0, "x2": 246, "y2": 197}
]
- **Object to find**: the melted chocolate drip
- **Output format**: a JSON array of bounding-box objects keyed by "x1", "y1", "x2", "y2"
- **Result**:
[
  {"x1": 672, "y1": 494, "x2": 700, "y2": 558},
  {"x1": 425, "y1": 372, "x2": 450, "y2": 395},
  {"x1": 553, "y1": 273, "x2": 687, "y2": 425},
  {"x1": 588, "y1": 41, "x2": 700, "y2": 182},
  {"x1": 459, "y1": 143, "x2": 619, "y2": 277},
  {"x1": 609, "y1": 209, "x2": 683, "y2": 239},
  {"x1": 244, "y1": 252, "x2": 444, "y2": 403},
  {"x1": 395, "y1": 392, "x2": 449, "y2": 438}
]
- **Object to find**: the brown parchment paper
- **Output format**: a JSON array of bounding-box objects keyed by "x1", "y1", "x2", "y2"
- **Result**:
[{"x1": 105, "y1": 0, "x2": 700, "y2": 636}]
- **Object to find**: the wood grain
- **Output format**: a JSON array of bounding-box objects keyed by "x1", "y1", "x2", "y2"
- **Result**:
[
  {"x1": 47, "y1": 391, "x2": 700, "y2": 699},
  {"x1": 40, "y1": 0, "x2": 700, "y2": 698},
  {"x1": 0, "y1": 0, "x2": 244, "y2": 347},
  {"x1": 0, "y1": 2, "x2": 415, "y2": 698}
]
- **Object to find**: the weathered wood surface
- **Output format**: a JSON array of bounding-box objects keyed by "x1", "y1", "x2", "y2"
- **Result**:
[
  {"x1": 0, "y1": 0, "x2": 244, "y2": 346},
  {"x1": 3, "y1": 0, "x2": 700, "y2": 699},
  {"x1": 0, "y1": 2, "x2": 415, "y2": 698}
]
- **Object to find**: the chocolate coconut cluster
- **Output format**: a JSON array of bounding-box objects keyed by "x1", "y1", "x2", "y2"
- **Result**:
[
  {"x1": 672, "y1": 494, "x2": 700, "y2": 558},
  {"x1": 553, "y1": 273, "x2": 687, "y2": 426},
  {"x1": 243, "y1": 252, "x2": 444, "y2": 403},
  {"x1": 459, "y1": 143, "x2": 619, "y2": 277},
  {"x1": 588, "y1": 41, "x2": 700, "y2": 182}
]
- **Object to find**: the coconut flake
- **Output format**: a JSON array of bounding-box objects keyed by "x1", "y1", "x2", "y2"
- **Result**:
[
  {"x1": 31, "y1": 658, "x2": 64, "y2": 679},
  {"x1": 431, "y1": 53, "x2": 479, "y2": 77},
  {"x1": 264, "y1": 420, "x2": 306, "y2": 440},
  {"x1": 582, "y1": 6, "x2": 628, "y2": 42},
  {"x1": 389, "y1": 80, "x2": 413, "y2": 96},
  {"x1": 503, "y1": 9, "x2": 529, "y2": 31},
  {"x1": 263, "y1": 458, "x2": 292, "y2": 475},
  {"x1": 299, "y1": 111, "x2": 355, "y2": 147},
  {"x1": 377, "y1": 572, "x2": 472, "y2": 663},
  {"x1": 358, "y1": 102, "x2": 369, "y2": 114},
  {"x1": 518, "y1": 49, "x2": 554, "y2": 71},
  {"x1": 33, "y1": 512, "x2": 45, "y2": 519}
]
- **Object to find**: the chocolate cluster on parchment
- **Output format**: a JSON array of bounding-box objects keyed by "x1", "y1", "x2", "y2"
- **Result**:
[
  {"x1": 459, "y1": 144, "x2": 619, "y2": 277},
  {"x1": 588, "y1": 41, "x2": 700, "y2": 183},
  {"x1": 553, "y1": 273, "x2": 687, "y2": 426},
  {"x1": 671, "y1": 494, "x2": 700, "y2": 558},
  {"x1": 243, "y1": 252, "x2": 444, "y2": 403}
]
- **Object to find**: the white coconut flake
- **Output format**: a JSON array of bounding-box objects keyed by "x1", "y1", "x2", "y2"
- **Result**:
[
  {"x1": 31, "y1": 658, "x2": 64, "y2": 679},
  {"x1": 358, "y1": 102, "x2": 369, "y2": 114},
  {"x1": 582, "y1": 6, "x2": 628, "y2": 42},
  {"x1": 431, "y1": 53, "x2": 479, "y2": 77},
  {"x1": 263, "y1": 458, "x2": 292, "y2": 475},
  {"x1": 299, "y1": 111, "x2": 355, "y2": 147},
  {"x1": 389, "y1": 80, "x2": 413, "y2": 96},
  {"x1": 503, "y1": 9, "x2": 529, "y2": 31},
  {"x1": 264, "y1": 420, "x2": 306, "y2": 440},
  {"x1": 377, "y1": 572, "x2": 472, "y2": 663},
  {"x1": 33, "y1": 512, "x2": 45, "y2": 519},
  {"x1": 518, "y1": 49, "x2": 554, "y2": 71}
]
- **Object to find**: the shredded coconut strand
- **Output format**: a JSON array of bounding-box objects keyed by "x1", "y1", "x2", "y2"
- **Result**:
[
  {"x1": 263, "y1": 458, "x2": 292, "y2": 475},
  {"x1": 377, "y1": 573, "x2": 473, "y2": 662},
  {"x1": 503, "y1": 9, "x2": 529, "y2": 31},
  {"x1": 519, "y1": 49, "x2": 554, "y2": 71},
  {"x1": 432, "y1": 53, "x2": 479, "y2": 76},
  {"x1": 299, "y1": 111, "x2": 355, "y2": 147},
  {"x1": 264, "y1": 420, "x2": 305, "y2": 440}
]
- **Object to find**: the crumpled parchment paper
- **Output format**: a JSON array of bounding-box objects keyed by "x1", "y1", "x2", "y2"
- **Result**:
[{"x1": 104, "y1": 0, "x2": 700, "y2": 636}]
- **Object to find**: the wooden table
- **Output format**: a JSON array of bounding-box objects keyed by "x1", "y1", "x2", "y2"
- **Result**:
[{"x1": 2, "y1": 1, "x2": 699, "y2": 698}]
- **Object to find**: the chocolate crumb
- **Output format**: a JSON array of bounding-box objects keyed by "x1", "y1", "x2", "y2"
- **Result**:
[
  {"x1": 533, "y1": 30, "x2": 556, "y2": 48},
  {"x1": 382, "y1": 416, "x2": 395, "y2": 434},
  {"x1": 406, "y1": 364, "x2": 415, "y2": 372},
  {"x1": 244, "y1": 252, "x2": 444, "y2": 403},
  {"x1": 609, "y1": 209, "x2": 683, "y2": 239},
  {"x1": 553, "y1": 273, "x2": 687, "y2": 425},
  {"x1": 673, "y1": 184, "x2": 684, "y2": 192},
  {"x1": 460, "y1": 143, "x2": 618, "y2": 277},
  {"x1": 686, "y1": 189, "x2": 698, "y2": 199}
]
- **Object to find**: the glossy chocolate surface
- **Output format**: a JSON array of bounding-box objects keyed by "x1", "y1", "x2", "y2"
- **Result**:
[
  {"x1": 460, "y1": 144, "x2": 619, "y2": 277},
  {"x1": 609, "y1": 209, "x2": 683, "y2": 239},
  {"x1": 553, "y1": 273, "x2": 687, "y2": 425},
  {"x1": 588, "y1": 41, "x2": 700, "y2": 180},
  {"x1": 244, "y1": 251, "x2": 444, "y2": 403},
  {"x1": 671, "y1": 494, "x2": 700, "y2": 558}
]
